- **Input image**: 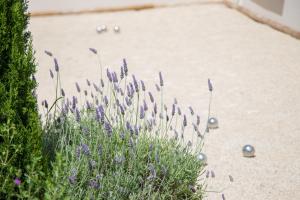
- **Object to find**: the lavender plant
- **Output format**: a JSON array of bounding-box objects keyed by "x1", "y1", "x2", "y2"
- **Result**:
[{"x1": 42, "y1": 49, "x2": 212, "y2": 199}]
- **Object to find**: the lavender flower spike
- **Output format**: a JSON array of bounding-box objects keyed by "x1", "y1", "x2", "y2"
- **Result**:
[
  {"x1": 155, "y1": 84, "x2": 160, "y2": 92},
  {"x1": 159, "y1": 72, "x2": 163, "y2": 87},
  {"x1": 208, "y1": 78, "x2": 213, "y2": 92},
  {"x1": 171, "y1": 104, "x2": 175, "y2": 116},
  {"x1": 140, "y1": 106, "x2": 145, "y2": 119},
  {"x1": 49, "y1": 69, "x2": 54, "y2": 79},
  {"x1": 89, "y1": 48, "x2": 97, "y2": 54},
  {"x1": 183, "y1": 115, "x2": 187, "y2": 127},
  {"x1": 123, "y1": 58, "x2": 128, "y2": 76},
  {"x1": 141, "y1": 80, "x2": 146, "y2": 91},
  {"x1": 189, "y1": 106, "x2": 194, "y2": 115},
  {"x1": 75, "y1": 82, "x2": 81, "y2": 93},
  {"x1": 61, "y1": 88, "x2": 65, "y2": 97},
  {"x1": 44, "y1": 50, "x2": 53, "y2": 57},
  {"x1": 132, "y1": 75, "x2": 139, "y2": 92},
  {"x1": 148, "y1": 92, "x2": 154, "y2": 103},
  {"x1": 120, "y1": 66, "x2": 124, "y2": 79},
  {"x1": 54, "y1": 58, "x2": 59, "y2": 72},
  {"x1": 75, "y1": 108, "x2": 81, "y2": 122}
]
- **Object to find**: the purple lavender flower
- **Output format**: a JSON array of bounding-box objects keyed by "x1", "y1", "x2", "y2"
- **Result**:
[
  {"x1": 120, "y1": 66, "x2": 124, "y2": 79},
  {"x1": 120, "y1": 88, "x2": 124, "y2": 96},
  {"x1": 112, "y1": 72, "x2": 118, "y2": 83},
  {"x1": 159, "y1": 72, "x2": 164, "y2": 87},
  {"x1": 222, "y1": 193, "x2": 226, "y2": 200},
  {"x1": 125, "y1": 96, "x2": 131, "y2": 106},
  {"x1": 155, "y1": 84, "x2": 160, "y2": 92},
  {"x1": 101, "y1": 79, "x2": 105, "y2": 88},
  {"x1": 81, "y1": 143, "x2": 90, "y2": 156},
  {"x1": 86, "y1": 101, "x2": 92, "y2": 110},
  {"x1": 143, "y1": 100, "x2": 148, "y2": 111},
  {"x1": 196, "y1": 115, "x2": 200, "y2": 126},
  {"x1": 183, "y1": 115, "x2": 187, "y2": 127},
  {"x1": 104, "y1": 122, "x2": 112, "y2": 137},
  {"x1": 140, "y1": 106, "x2": 145, "y2": 119},
  {"x1": 147, "y1": 164, "x2": 157, "y2": 179},
  {"x1": 189, "y1": 106, "x2": 194, "y2": 115},
  {"x1": 123, "y1": 58, "x2": 128, "y2": 76},
  {"x1": 120, "y1": 105, "x2": 125, "y2": 115},
  {"x1": 49, "y1": 69, "x2": 54, "y2": 79},
  {"x1": 107, "y1": 69, "x2": 112, "y2": 82},
  {"x1": 44, "y1": 50, "x2": 53, "y2": 57},
  {"x1": 192, "y1": 123, "x2": 198, "y2": 132},
  {"x1": 93, "y1": 83, "x2": 100, "y2": 92},
  {"x1": 75, "y1": 82, "x2": 81, "y2": 93},
  {"x1": 86, "y1": 79, "x2": 91, "y2": 86},
  {"x1": 104, "y1": 96, "x2": 109, "y2": 106},
  {"x1": 89, "y1": 48, "x2": 97, "y2": 54},
  {"x1": 148, "y1": 92, "x2": 154, "y2": 103},
  {"x1": 171, "y1": 104, "x2": 175, "y2": 116},
  {"x1": 128, "y1": 82, "x2": 133, "y2": 94},
  {"x1": 75, "y1": 108, "x2": 81, "y2": 122},
  {"x1": 153, "y1": 103, "x2": 157, "y2": 114},
  {"x1": 132, "y1": 75, "x2": 139, "y2": 92},
  {"x1": 61, "y1": 88, "x2": 65, "y2": 97},
  {"x1": 206, "y1": 170, "x2": 210, "y2": 178},
  {"x1": 208, "y1": 78, "x2": 213, "y2": 92},
  {"x1": 14, "y1": 178, "x2": 21, "y2": 186},
  {"x1": 177, "y1": 107, "x2": 181, "y2": 115},
  {"x1": 89, "y1": 179, "x2": 100, "y2": 189},
  {"x1": 54, "y1": 58, "x2": 59, "y2": 72},
  {"x1": 68, "y1": 175, "x2": 77, "y2": 185},
  {"x1": 141, "y1": 80, "x2": 145, "y2": 91},
  {"x1": 72, "y1": 96, "x2": 77, "y2": 109}
]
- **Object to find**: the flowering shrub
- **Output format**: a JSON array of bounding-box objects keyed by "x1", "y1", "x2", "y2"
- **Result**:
[{"x1": 42, "y1": 49, "x2": 210, "y2": 199}]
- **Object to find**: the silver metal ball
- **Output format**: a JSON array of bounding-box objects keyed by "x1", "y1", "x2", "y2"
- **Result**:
[
  {"x1": 207, "y1": 117, "x2": 218, "y2": 129},
  {"x1": 96, "y1": 26, "x2": 103, "y2": 33},
  {"x1": 197, "y1": 153, "x2": 207, "y2": 165},
  {"x1": 101, "y1": 25, "x2": 107, "y2": 32},
  {"x1": 242, "y1": 144, "x2": 255, "y2": 157},
  {"x1": 114, "y1": 26, "x2": 120, "y2": 33}
]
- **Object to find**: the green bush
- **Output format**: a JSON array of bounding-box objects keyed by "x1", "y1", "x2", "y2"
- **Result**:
[
  {"x1": 0, "y1": 0, "x2": 46, "y2": 198},
  {"x1": 42, "y1": 53, "x2": 206, "y2": 199}
]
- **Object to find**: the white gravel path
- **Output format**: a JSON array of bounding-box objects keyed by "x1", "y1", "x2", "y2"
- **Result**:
[{"x1": 29, "y1": 3, "x2": 300, "y2": 200}]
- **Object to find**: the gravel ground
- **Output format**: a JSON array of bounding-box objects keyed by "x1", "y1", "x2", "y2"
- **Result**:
[{"x1": 29, "y1": 3, "x2": 300, "y2": 200}]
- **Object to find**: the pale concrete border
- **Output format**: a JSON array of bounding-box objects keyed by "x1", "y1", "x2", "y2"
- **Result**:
[{"x1": 223, "y1": 0, "x2": 300, "y2": 39}]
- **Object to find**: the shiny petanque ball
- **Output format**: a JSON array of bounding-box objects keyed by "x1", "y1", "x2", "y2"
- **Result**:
[
  {"x1": 101, "y1": 25, "x2": 107, "y2": 32},
  {"x1": 197, "y1": 153, "x2": 207, "y2": 165},
  {"x1": 242, "y1": 144, "x2": 255, "y2": 157},
  {"x1": 114, "y1": 26, "x2": 120, "y2": 33},
  {"x1": 207, "y1": 117, "x2": 218, "y2": 129},
  {"x1": 96, "y1": 26, "x2": 103, "y2": 33}
]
